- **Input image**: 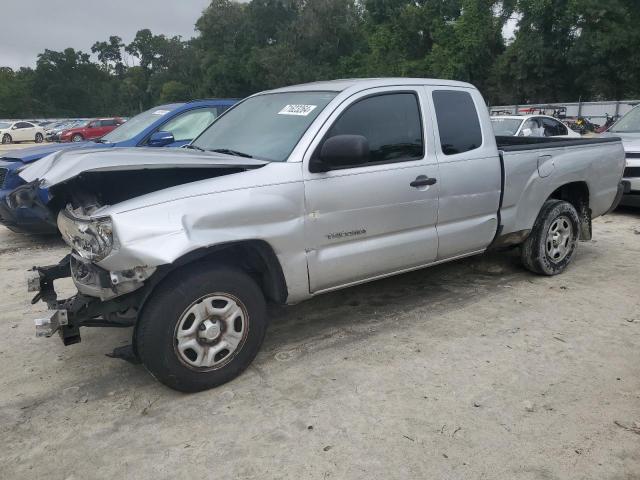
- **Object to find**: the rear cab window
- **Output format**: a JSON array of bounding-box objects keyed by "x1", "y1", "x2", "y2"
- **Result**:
[{"x1": 432, "y1": 90, "x2": 482, "y2": 155}]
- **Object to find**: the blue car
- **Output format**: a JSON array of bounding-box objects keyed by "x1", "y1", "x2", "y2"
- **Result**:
[{"x1": 0, "y1": 99, "x2": 237, "y2": 233}]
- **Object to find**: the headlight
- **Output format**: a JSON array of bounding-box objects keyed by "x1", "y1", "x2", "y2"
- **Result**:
[{"x1": 57, "y1": 209, "x2": 115, "y2": 262}]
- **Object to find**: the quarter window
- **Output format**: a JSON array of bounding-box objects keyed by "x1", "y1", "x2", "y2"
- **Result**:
[
  {"x1": 324, "y1": 93, "x2": 424, "y2": 164},
  {"x1": 432, "y1": 90, "x2": 482, "y2": 155}
]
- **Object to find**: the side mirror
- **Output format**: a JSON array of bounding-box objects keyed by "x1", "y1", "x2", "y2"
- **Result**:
[
  {"x1": 11, "y1": 126, "x2": 17, "y2": 130},
  {"x1": 310, "y1": 134, "x2": 370, "y2": 172},
  {"x1": 148, "y1": 131, "x2": 175, "y2": 147}
]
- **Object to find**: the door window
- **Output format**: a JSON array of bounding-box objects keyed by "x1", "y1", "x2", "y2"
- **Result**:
[
  {"x1": 322, "y1": 93, "x2": 424, "y2": 165},
  {"x1": 541, "y1": 117, "x2": 568, "y2": 136},
  {"x1": 432, "y1": 90, "x2": 482, "y2": 155},
  {"x1": 521, "y1": 118, "x2": 544, "y2": 137},
  {"x1": 16, "y1": 122, "x2": 32, "y2": 129},
  {"x1": 160, "y1": 108, "x2": 220, "y2": 142}
]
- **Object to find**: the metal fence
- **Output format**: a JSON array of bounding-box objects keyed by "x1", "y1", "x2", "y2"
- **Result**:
[{"x1": 489, "y1": 100, "x2": 640, "y2": 126}]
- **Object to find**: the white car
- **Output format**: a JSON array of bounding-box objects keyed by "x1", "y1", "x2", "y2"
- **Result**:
[
  {"x1": 491, "y1": 115, "x2": 581, "y2": 138},
  {"x1": 0, "y1": 121, "x2": 46, "y2": 144}
]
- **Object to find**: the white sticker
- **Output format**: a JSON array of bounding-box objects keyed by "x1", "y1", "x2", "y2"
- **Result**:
[
  {"x1": 278, "y1": 104, "x2": 317, "y2": 116},
  {"x1": 152, "y1": 110, "x2": 170, "y2": 116}
]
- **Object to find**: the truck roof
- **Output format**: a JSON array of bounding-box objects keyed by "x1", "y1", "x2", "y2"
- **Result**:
[{"x1": 267, "y1": 78, "x2": 475, "y2": 93}]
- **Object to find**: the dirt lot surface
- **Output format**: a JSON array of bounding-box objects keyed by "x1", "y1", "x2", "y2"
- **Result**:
[{"x1": 0, "y1": 210, "x2": 639, "y2": 479}]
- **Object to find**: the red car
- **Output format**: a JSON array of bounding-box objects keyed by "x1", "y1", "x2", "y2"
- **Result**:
[{"x1": 59, "y1": 117, "x2": 125, "y2": 143}]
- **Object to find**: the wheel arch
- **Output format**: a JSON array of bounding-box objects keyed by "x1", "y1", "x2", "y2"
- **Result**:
[
  {"x1": 143, "y1": 240, "x2": 288, "y2": 307},
  {"x1": 130, "y1": 239, "x2": 288, "y2": 359},
  {"x1": 546, "y1": 181, "x2": 591, "y2": 240}
]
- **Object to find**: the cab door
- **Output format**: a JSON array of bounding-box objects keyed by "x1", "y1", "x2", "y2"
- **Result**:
[
  {"x1": 426, "y1": 87, "x2": 501, "y2": 260},
  {"x1": 303, "y1": 87, "x2": 440, "y2": 293}
]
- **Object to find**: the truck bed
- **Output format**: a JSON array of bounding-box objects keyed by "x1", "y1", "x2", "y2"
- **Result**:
[
  {"x1": 496, "y1": 135, "x2": 621, "y2": 151},
  {"x1": 495, "y1": 135, "x2": 626, "y2": 242}
]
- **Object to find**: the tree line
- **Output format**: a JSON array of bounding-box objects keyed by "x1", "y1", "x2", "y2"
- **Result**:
[{"x1": 1, "y1": 0, "x2": 639, "y2": 118}]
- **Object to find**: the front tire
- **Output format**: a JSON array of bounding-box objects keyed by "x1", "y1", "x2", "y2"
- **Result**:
[
  {"x1": 35, "y1": 132, "x2": 44, "y2": 143},
  {"x1": 136, "y1": 264, "x2": 268, "y2": 392},
  {"x1": 521, "y1": 200, "x2": 580, "y2": 275},
  {"x1": 72, "y1": 134, "x2": 83, "y2": 142},
  {"x1": 2, "y1": 134, "x2": 12, "y2": 144}
]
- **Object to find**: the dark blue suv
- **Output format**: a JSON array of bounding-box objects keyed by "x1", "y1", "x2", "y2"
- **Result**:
[{"x1": 0, "y1": 99, "x2": 237, "y2": 233}]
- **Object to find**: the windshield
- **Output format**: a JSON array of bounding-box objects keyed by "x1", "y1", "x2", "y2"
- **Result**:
[
  {"x1": 491, "y1": 118, "x2": 524, "y2": 136},
  {"x1": 0, "y1": 122, "x2": 11, "y2": 129},
  {"x1": 102, "y1": 106, "x2": 178, "y2": 143},
  {"x1": 610, "y1": 106, "x2": 640, "y2": 133},
  {"x1": 192, "y1": 92, "x2": 338, "y2": 161}
]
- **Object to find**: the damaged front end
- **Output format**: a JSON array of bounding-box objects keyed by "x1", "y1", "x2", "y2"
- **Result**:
[
  {"x1": 28, "y1": 252, "x2": 159, "y2": 345},
  {"x1": 29, "y1": 205, "x2": 160, "y2": 346}
]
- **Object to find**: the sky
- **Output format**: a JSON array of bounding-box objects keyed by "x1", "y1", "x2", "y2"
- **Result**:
[
  {"x1": 1, "y1": 1, "x2": 519, "y2": 70},
  {"x1": 0, "y1": 0, "x2": 212, "y2": 69}
]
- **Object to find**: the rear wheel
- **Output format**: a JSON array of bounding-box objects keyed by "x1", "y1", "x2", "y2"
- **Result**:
[
  {"x1": 2, "y1": 134, "x2": 11, "y2": 144},
  {"x1": 136, "y1": 264, "x2": 268, "y2": 392},
  {"x1": 72, "y1": 134, "x2": 83, "y2": 142},
  {"x1": 521, "y1": 200, "x2": 580, "y2": 275},
  {"x1": 35, "y1": 132, "x2": 43, "y2": 143}
]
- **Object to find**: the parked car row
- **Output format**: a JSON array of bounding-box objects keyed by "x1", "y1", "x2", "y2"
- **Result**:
[{"x1": 0, "y1": 99, "x2": 237, "y2": 233}]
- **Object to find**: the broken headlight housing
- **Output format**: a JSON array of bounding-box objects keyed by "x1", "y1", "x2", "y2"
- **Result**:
[{"x1": 57, "y1": 209, "x2": 115, "y2": 262}]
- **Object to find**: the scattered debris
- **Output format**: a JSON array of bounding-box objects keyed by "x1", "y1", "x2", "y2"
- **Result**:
[
  {"x1": 307, "y1": 425, "x2": 313, "y2": 430},
  {"x1": 106, "y1": 345, "x2": 141, "y2": 364},
  {"x1": 323, "y1": 445, "x2": 332, "y2": 452},
  {"x1": 524, "y1": 401, "x2": 535, "y2": 412},
  {"x1": 473, "y1": 402, "x2": 481, "y2": 408},
  {"x1": 553, "y1": 336, "x2": 567, "y2": 343},
  {"x1": 403, "y1": 435, "x2": 415, "y2": 442},
  {"x1": 452, "y1": 427, "x2": 462, "y2": 437},
  {"x1": 442, "y1": 453, "x2": 449, "y2": 459},
  {"x1": 614, "y1": 421, "x2": 640, "y2": 435}
]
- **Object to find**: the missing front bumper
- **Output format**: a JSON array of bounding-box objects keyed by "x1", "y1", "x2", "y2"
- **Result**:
[{"x1": 28, "y1": 255, "x2": 146, "y2": 346}]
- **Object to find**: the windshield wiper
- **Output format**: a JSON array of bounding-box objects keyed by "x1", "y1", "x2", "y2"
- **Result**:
[
  {"x1": 210, "y1": 148, "x2": 253, "y2": 158},
  {"x1": 183, "y1": 144, "x2": 205, "y2": 152}
]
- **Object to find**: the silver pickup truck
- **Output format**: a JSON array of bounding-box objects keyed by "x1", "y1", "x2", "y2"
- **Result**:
[{"x1": 22, "y1": 78, "x2": 626, "y2": 392}]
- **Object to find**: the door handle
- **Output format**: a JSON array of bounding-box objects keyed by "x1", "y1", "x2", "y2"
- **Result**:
[{"x1": 410, "y1": 175, "x2": 437, "y2": 188}]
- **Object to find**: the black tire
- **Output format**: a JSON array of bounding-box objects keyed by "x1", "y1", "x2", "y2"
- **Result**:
[
  {"x1": 521, "y1": 200, "x2": 580, "y2": 275},
  {"x1": 72, "y1": 134, "x2": 83, "y2": 142},
  {"x1": 2, "y1": 134, "x2": 12, "y2": 144},
  {"x1": 35, "y1": 132, "x2": 43, "y2": 143},
  {"x1": 136, "y1": 264, "x2": 268, "y2": 392}
]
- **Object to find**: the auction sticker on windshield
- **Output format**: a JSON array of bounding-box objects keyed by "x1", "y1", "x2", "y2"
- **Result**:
[{"x1": 278, "y1": 104, "x2": 317, "y2": 116}]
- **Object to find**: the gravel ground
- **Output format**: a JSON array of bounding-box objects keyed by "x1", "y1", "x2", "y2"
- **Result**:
[{"x1": 0, "y1": 210, "x2": 639, "y2": 480}]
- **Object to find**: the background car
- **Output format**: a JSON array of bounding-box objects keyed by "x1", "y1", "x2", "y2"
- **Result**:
[
  {"x1": 45, "y1": 120, "x2": 85, "y2": 142},
  {"x1": 59, "y1": 117, "x2": 125, "y2": 142},
  {"x1": 0, "y1": 121, "x2": 46, "y2": 144},
  {"x1": 0, "y1": 98, "x2": 238, "y2": 233},
  {"x1": 491, "y1": 115, "x2": 581, "y2": 138},
  {"x1": 601, "y1": 105, "x2": 640, "y2": 206}
]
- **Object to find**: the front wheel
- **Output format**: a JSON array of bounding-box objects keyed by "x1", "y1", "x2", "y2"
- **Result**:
[
  {"x1": 35, "y1": 132, "x2": 44, "y2": 143},
  {"x1": 72, "y1": 134, "x2": 83, "y2": 142},
  {"x1": 521, "y1": 200, "x2": 580, "y2": 275},
  {"x1": 136, "y1": 264, "x2": 268, "y2": 392},
  {"x1": 2, "y1": 134, "x2": 12, "y2": 144}
]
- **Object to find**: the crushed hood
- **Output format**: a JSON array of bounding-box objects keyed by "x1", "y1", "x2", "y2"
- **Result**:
[
  {"x1": 0, "y1": 141, "x2": 99, "y2": 164},
  {"x1": 20, "y1": 147, "x2": 268, "y2": 187}
]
